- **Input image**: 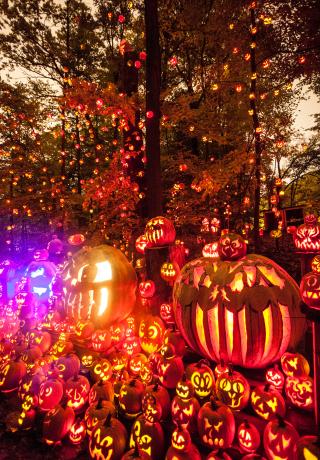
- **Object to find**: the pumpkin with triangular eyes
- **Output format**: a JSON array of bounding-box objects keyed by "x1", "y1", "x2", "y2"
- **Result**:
[
  {"x1": 237, "y1": 419, "x2": 261, "y2": 453},
  {"x1": 265, "y1": 364, "x2": 285, "y2": 390},
  {"x1": 166, "y1": 425, "x2": 201, "y2": 460},
  {"x1": 281, "y1": 352, "x2": 310, "y2": 377},
  {"x1": 129, "y1": 414, "x2": 165, "y2": 459},
  {"x1": 263, "y1": 417, "x2": 299, "y2": 460},
  {"x1": 250, "y1": 384, "x2": 286, "y2": 420},
  {"x1": 89, "y1": 414, "x2": 127, "y2": 460}
]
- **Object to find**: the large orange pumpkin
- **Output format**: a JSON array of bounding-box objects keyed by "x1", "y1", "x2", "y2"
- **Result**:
[
  {"x1": 173, "y1": 235, "x2": 305, "y2": 368},
  {"x1": 63, "y1": 245, "x2": 137, "y2": 328}
]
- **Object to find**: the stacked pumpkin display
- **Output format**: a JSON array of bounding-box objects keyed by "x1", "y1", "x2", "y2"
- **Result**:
[{"x1": 0, "y1": 232, "x2": 317, "y2": 460}]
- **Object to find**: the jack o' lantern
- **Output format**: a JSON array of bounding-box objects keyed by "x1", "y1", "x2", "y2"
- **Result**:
[
  {"x1": 69, "y1": 417, "x2": 86, "y2": 444},
  {"x1": 186, "y1": 360, "x2": 215, "y2": 399},
  {"x1": 265, "y1": 364, "x2": 285, "y2": 390},
  {"x1": 281, "y1": 352, "x2": 310, "y2": 377},
  {"x1": 56, "y1": 353, "x2": 80, "y2": 381},
  {"x1": 285, "y1": 375, "x2": 314, "y2": 410},
  {"x1": 110, "y1": 322, "x2": 126, "y2": 344},
  {"x1": 89, "y1": 379, "x2": 114, "y2": 405},
  {"x1": 300, "y1": 258, "x2": 320, "y2": 311},
  {"x1": 38, "y1": 378, "x2": 64, "y2": 411},
  {"x1": 90, "y1": 358, "x2": 113, "y2": 383},
  {"x1": 119, "y1": 378, "x2": 145, "y2": 419},
  {"x1": 80, "y1": 351, "x2": 97, "y2": 371},
  {"x1": 130, "y1": 414, "x2": 165, "y2": 459},
  {"x1": 295, "y1": 435, "x2": 320, "y2": 460},
  {"x1": 139, "y1": 315, "x2": 164, "y2": 354},
  {"x1": 216, "y1": 369, "x2": 250, "y2": 410},
  {"x1": 163, "y1": 328, "x2": 186, "y2": 356},
  {"x1": 27, "y1": 330, "x2": 51, "y2": 353},
  {"x1": 85, "y1": 399, "x2": 115, "y2": 436},
  {"x1": 140, "y1": 362, "x2": 154, "y2": 385},
  {"x1": 263, "y1": 417, "x2": 299, "y2": 460},
  {"x1": 108, "y1": 351, "x2": 129, "y2": 373},
  {"x1": 89, "y1": 413, "x2": 127, "y2": 460},
  {"x1": 197, "y1": 397, "x2": 235, "y2": 449},
  {"x1": 135, "y1": 234, "x2": 149, "y2": 254},
  {"x1": 63, "y1": 245, "x2": 137, "y2": 328},
  {"x1": 145, "y1": 216, "x2": 176, "y2": 247},
  {"x1": 158, "y1": 344, "x2": 184, "y2": 389},
  {"x1": 202, "y1": 241, "x2": 220, "y2": 259},
  {"x1": 91, "y1": 329, "x2": 112, "y2": 352},
  {"x1": 139, "y1": 280, "x2": 156, "y2": 299},
  {"x1": 251, "y1": 384, "x2": 286, "y2": 420},
  {"x1": 160, "y1": 262, "x2": 180, "y2": 283},
  {"x1": 43, "y1": 404, "x2": 75, "y2": 445},
  {"x1": 65, "y1": 374, "x2": 90, "y2": 412},
  {"x1": 237, "y1": 419, "x2": 261, "y2": 453},
  {"x1": 142, "y1": 382, "x2": 171, "y2": 421},
  {"x1": 218, "y1": 233, "x2": 247, "y2": 260},
  {"x1": 160, "y1": 303, "x2": 175, "y2": 325},
  {"x1": 122, "y1": 335, "x2": 141, "y2": 356},
  {"x1": 18, "y1": 370, "x2": 45, "y2": 401},
  {"x1": 214, "y1": 361, "x2": 230, "y2": 379},
  {"x1": 166, "y1": 425, "x2": 202, "y2": 460},
  {"x1": 173, "y1": 238, "x2": 305, "y2": 368},
  {"x1": 171, "y1": 376, "x2": 200, "y2": 428},
  {"x1": 129, "y1": 353, "x2": 148, "y2": 376},
  {"x1": 293, "y1": 214, "x2": 320, "y2": 252},
  {"x1": 75, "y1": 320, "x2": 94, "y2": 339},
  {"x1": 0, "y1": 359, "x2": 27, "y2": 393}
]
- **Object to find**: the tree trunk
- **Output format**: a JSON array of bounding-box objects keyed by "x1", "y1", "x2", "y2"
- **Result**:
[{"x1": 145, "y1": 0, "x2": 162, "y2": 217}]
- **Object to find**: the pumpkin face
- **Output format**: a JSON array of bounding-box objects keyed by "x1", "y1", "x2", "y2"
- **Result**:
[
  {"x1": 216, "y1": 370, "x2": 250, "y2": 410},
  {"x1": 173, "y1": 250, "x2": 305, "y2": 368},
  {"x1": 142, "y1": 383, "x2": 171, "y2": 421},
  {"x1": 90, "y1": 359, "x2": 113, "y2": 383},
  {"x1": 171, "y1": 394, "x2": 200, "y2": 428},
  {"x1": 176, "y1": 377, "x2": 194, "y2": 400},
  {"x1": 122, "y1": 336, "x2": 141, "y2": 356},
  {"x1": 186, "y1": 360, "x2": 214, "y2": 399},
  {"x1": 135, "y1": 234, "x2": 149, "y2": 254},
  {"x1": 163, "y1": 329, "x2": 186, "y2": 356},
  {"x1": 145, "y1": 216, "x2": 176, "y2": 247},
  {"x1": 281, "y1": 352, "x2": 310, "y2": 377},
  {"x1": 65, "y1": 374, "x2": 90, "y2": 412},
  {"x1": 160, "y1": 303, "x2": 175, "y2": 325},
  {"x1": 197, "y1": 398, "x2": 235, "y2": 449},
  {"x1": 218, "y1": 233, "x2": 247, "y2": 260},
  {"x1": 140, "y1": 362, "x2": 154, "y2": 385},
  {"x1": 56, "y1": 353, "x2": 80, "y2": 381},
  {"x1": 139, "y1": 315, "x2": 164, "y2": 354},
  {"x1": 300, "y1": 270, "x2": 320, "y2": 308},
  {"x1": 238, "y1": 420, "x2": 261, "y2": 453},
  {"x1": 202, "y1": 242, "x2": 220, "y2": 259},
  {"x1": 109, "y1": 351, "x2": 128, "y2": 373},
  {"x1": 160, "y1": 262, "x2": 180, "y2": 283},
  {"x1": 38, "y1": 379, "x2": 64, "y2": 411},
  {"x1": 81, "y1": 352, "x2": 97, "y2": 370},
  {"x1": 265, "y1": 364, "x2": 285, "y2": 390},
  {"x1": 285, "y1": 375, "x2": 314, "y2": 410},
  {"x1": 75, "y1": 320, "x2": 94, "y2": 339},
  {"x1": 130, "y1": 415, "x2": 165, "y2": 459},
  {"x1": 171, "y1": 426, "x2": 192, "y2": 451},
  {"x1": 129, "y1": 353, "x2": 147, "y2": 376},
  {"x1": 110, "y1": 322, "x2": 126, "y2": 344},
  {"x1": 63, "y1": 245, "x2": 137, "y2": 328},
  {"x1": 0, "y1": 360, "x2": 27, "y2": 393},
  {"x1": 43, "y1": 405, "x2": 75, "y2": 445},
  {"x1": 69, "y1": 418, "x2": 86, "y2": 444},
  {"x1": 251, "y1": 384, "x2": 286, "y2": 420},
  {"x1": 158, "y1": 344, "x2": 184, "y2": 389},
  {"x1": 263, "y1": 418, "x2": 299, "y2": 460},
  {"x1": 294, "y1": 215, "x2": 320, "y2": 252},
  {"x1": 91, "y1": 329, "x2": 112, "y2": 352},
  {"x1": 27, "y1": 330, "x2": 51, "y2": 353},
  {"x1": 89, "y1": 415, "x2": 127, "y2": 460},
  {"x1": 89, "y1": 380, "x2": 114, "y2": 405},
  {"x1": 138, "y1": 280, "x2": 156, "y2": 299}
]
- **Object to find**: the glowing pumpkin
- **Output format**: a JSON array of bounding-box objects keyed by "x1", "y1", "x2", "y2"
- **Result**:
[
  {"x1": 138, "y1": 280, "x2": 156, "y2": 299},
  {"x1": 69, "y1": 417, "x2": 86, "y2": 444},
  {"x1": 281, "y1": 352, "x2": 310, "y2": 377},
  {"x1": 202, "y1": 241, "x2": 220, "y2": 259},
  {"x1": 0, "y1": 359, "x2": 27, "y2": 393},
  {"x1": 89, "y1": 379, "x2": 114, "y2": 405},
  {"x1": 186, "y1": 360, "x2": 215, "y2": 399},
  {"x1": 89, "y1": 414, "x2": 127, "y2": 460},
  {"x1": 158, "y1": 344, "x2": 184, "y2": 389},
  {"x1": 142, "y1": 382, "x2": 171, "y2": 421},
  {"x1": 160, "y1": 303, "x2": 175, "y2": 325},
  {"x1": 265, "y1": 364, "x2": 285, "y2": 390},
  {"x1": 43, "y1": 404, "x2": 75, "y2": 445},
  {"x1": 139, "y1": 315, "x2": 164, "y2": 354},
  {"x1": 237, "y1": 419, "x2": 261, "y2": 453},
  {"x1": 251, "y1": 384, "x2": 286, "y2": 420},
  {"x1": 216, "y1": 369, "x2": 250, "y2": 410},
  {"x1": 38, "y1": 378, "x2": 64, "y2": 411},
  {"x1": 91, "y1": 329, "x2": 112, "y2": 352},
  {"x1": 285, "y1": 375, "x2": 314, "y2": 410},
  {"x1": 135, "y1": 234, "x2": 149, "y2": 254},
  {"x1": 171, "y1": 377, "x2": 200, "y2": 428},
  {"x1": 65, "y1": 374, "x2": 90, "y2": 412},
  {"x1": 160, "y1": 261, "x2": 180, "y2": 283},
  {"x1": 118, "y1": 378, "x2": 145, "y2": 419},
  {"x1": 130, "y1": 414, "x2": 165, "y2": 459},
  {"x1": 293, "y1": 214, "x2": 320, "y2": 252},
  {"x1": 85, "y1": 399, "x2": 115, "y2": 436},
  {"x1": 295, "y1": 435, "x2": 320, "y2": 460},
  {"x1": 173, "y1": 236, "x2": 305, "y2": 368},
  {"x1": 63, "y1": 245, "x2": 137, "y2": 328},
  {"x1": 263, "y1": 417, "x2": 299, "y2": 460},
  {"x1": 166, "y1": 425, "x2": 202, "y2": 460},
  {"x1": 300, "y1": 259, "x2": 320, "y2": 312},
  {"x1": 145, "y1": 216, "x2": 176, "y2": 247},
  {"x1": 75, "y1": 319, "x2": 94, "y2": 339},
  {"x1": 129, "y1": 353, "x2": 148, "y2": 376}
]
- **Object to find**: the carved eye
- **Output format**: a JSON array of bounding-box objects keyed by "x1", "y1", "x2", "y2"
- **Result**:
[
  {"x1": 148, "y1": 325, "x2": 158, "y2": 339},
  {"x1": 233, "y1": 381, "x2": 244, "y2": 393},
  {"x1": 94, "y1": 364, "x2": 101, "y2": 374},
  {"x1": 140, "y1": 434, "x2": 152, "y2": 444},
  {"x1": 45, "y1": 386, "x2": 53, "y2": 397},
  {"x1": 220, "y1": 378, "x2": 231, "y2": 391},
  {"x1": 204, "y1": 417, "x2": 212, "y2": 430}
]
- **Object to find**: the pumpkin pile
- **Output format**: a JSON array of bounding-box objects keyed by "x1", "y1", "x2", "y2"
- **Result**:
[{"x1": 0, "y1": 231, "x2": 317, "y2": 460}]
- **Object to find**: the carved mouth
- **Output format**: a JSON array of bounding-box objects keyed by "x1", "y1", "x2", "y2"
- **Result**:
[
  {"x1": 202, "y1": 434, "x2": 224, "y2": 448},
  {"x1": 303, "y1": 290, "x2": 320, "y2": 299}
]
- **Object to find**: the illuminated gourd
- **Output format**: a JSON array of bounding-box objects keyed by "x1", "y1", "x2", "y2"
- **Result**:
[
  {"x1": 130, "y1": 414, "x2": 165, "y2": 459},
  {"x1": 293, "y1": 214, "x2": 320, "y2": 252},
  {"x1": 251, "y1": 384, "x2": 286, "y2": 420},
  {"x1": 202, "y1": 241, "x2": 220, "y2": 259},
  {"x1": 91, "y1": 329, "x2": 112, "y2": 352},
  {"x1": 38, "y1": 378, "x2": 64, "y2": 411},
  {"x1": 139, "y1": 315, "x2": 165, "y2": 354},
  {"x1": 197, "y1": 397, "x2": 235, "y2": 449},
  {"x1": 63, "y1": 245, "x2": 137, "y2": 328},
  {"x1": 90, "y1": 358, "x2": 113, "y2": 383},
  {"x1": 75, "y1": 320, "x2": 95, "y2": 339},
  {"x1": 158, "y1": 344, "x2": 184, "y2": 389},
  {"x1": 140, "y1": 362, "x2": 154, "y2": 385},
  {"x1": 135, "y1": 234, "x2": 149, "y2": 254},
  {"x1": 295, "y1": 435, "x2": 320, "y2": 460},
  {"x1": 171, "y1": 376, "x2": 200, "y2": 428},
  {"x1": 0, "y1": 359, "x2": 27, "y2": 393},
  {"x1": 237, "y1": 419, "x2": 261, "y2": 453},
  {"x1": 89, "y1": 413, "x2": 127, "y2": 460},
  {"x1": 129, "y1": 353, "x2": 148, "y2": 376},
  {"x1": 80, "y1": 352, "x2": 97, "y2": 371},
  {"x1": 89, "y1": 379, "x2": 114, "y2": 405},
  {"x1": 56, "y1": 353, "x2": 80, "y2": 381},
  {"x1": 300, "y1": 258, "x2": 320, "y2": 310},
  {"x1": 27, "y1": 330, "x2": 51, "y2": 353},
  {"x1": 109, "y1": 351, "x2": 129, "y2": 373},
  {"x1": 186, "y1": 360, "x2": 215, "y2": 399},
  {"x1": 281, "y1": 352, "x2": 310, "y2": 377},
  {"x1": 285, "y1": 375, "x2": 314, "y2": 410},
  {"x1": 145, "y1": 216, "x2": 176, "y2": 247},
  {"x1": 122, "y1": 335, "x2": 141, "y2": 356},
  {"x1": 163, "y1": 328, "x2": 186, "y2": 356},
  {"x1": 110, "y1": 322, "x2": 126, "y2": 344},
  {"x1": 265, "y1": 364, "x2": 285, "y2": 390},
  {"x1": 85, "y1": 399, "x2": 116, "y2": 436},
  {"x1": 65, "y1": 374, "x2": 90, "y2": 412},
  {"x1": 69, "y1": 417, "x2": 87, "y2": 444},
  {"x1": 166, "y1": 425, "x2": 201, "y2": 460},
  {"x1": 160, "y1": 261, "x2": 180, "y2": 283},
  {"x1": 118, "y1": 378, "x2": 145, "y2": 419},
  {"x1": 18, "y1": 370, "x2": 45, "y2": 401},
  {"x1": 216, "y1": 369, "x2": 250, "y2": 410},
  {"x1": 173, "y1": 233, "x2": 305, "y2": 368},
  {"x1": 138, "y1": 280, "x2": 156, "y2": 299},
  {"x1": 43, "y1": 404, "x2": 75, "y2": 445},
  {"x1": 214, "y1": 360, "x2": 230, "y2": 379},
  {"x1": 142, "y1": 382, "x2": 171, "y2": 421},
  {"x1": 160, "y1": 303, "x2": 175, "y2": 325},
  {"x1": 263, "y1": 417, "x2": 299, "y2": 460}
]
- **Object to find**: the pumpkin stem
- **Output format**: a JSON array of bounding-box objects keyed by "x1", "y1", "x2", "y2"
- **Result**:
[
  {"x1": 96, "y1": 398, "x2": 104, "y2": 409},
  {"x1": 104, "y1": 412, "x2": 112, "y2": 427},
  {"x1": 276, "y1": 414, "x2": 286, "y2": 427},
  {"x1": 210, "y1": 396, "x2": 218, "y2": 409},
  {"x1": 129, "y1": 379, "x2": 136, "y2": 387},
  {"x1": 153, "y1": 382, "x2": 159, "y2": 391},
  {"x1": 73, "y1": 373, "x2": 79, "y2": 381}
]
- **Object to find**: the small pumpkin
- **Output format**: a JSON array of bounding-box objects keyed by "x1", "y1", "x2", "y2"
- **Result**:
[
  {"x1": 43, "y1": 404, "x2": 75, "y2": 445},
  {"x1": 69, "y1": 417, "x2": 87, "y2": 444},
  {"x1": 65, "y1": 373, "x2": 90, "y2": 412},
  {"x1": 186, "y1": 359, "x2": 215, "y2": 399},
  {"x1": 139, "y1": 315, "x2": 165, "y2": 354},
  {"x1": 129, "y1": 353, "x2": 148, "y2": 376},
  {"x1": 158, "y1": 344, "x2": 184, "y2": 389},
  {"x1": 160, "y1": 261, "x2": 180, "y2": 283},
  {"x1": 130, "y1": 414, "x2": 165, "y2": 459},
  {"x1": 85, "y1": 398, "x2": 116, "y2": 436},
  {"x1": 90, "y1": 358, "x2": 113, "y2": 383},
  {"x1": 142, "y1": 382, "x2": 171, "y2": 421},
  {"x1": 251, "y1": 384, "x2": 286, "y2": 420},
  {"x1": 139, "y1": 280, "x2": 156, "y2": 299},
  {"x1": 285, "y1": 375, "x2": 314, "y2": 410},
  {"x1": 237, "y1": 419, "x2": 261, "y2": 453},
  {"x1": 91, "y1": 329, "x2": 112, "y2": 352},
  {"x1": 118, "y1": 378, "x2": 145, "y2": 419},
  {"x1": 0, "y1": 359, "x2": 27, "y2": 393},
  {"x1": 265, "y1": 364, "x2": 285, "y2": 390},
  {"x1": 166, "y1": 425, "x2": 201, "y2": 459},
  {"x1": 89, "y1": 413, "x2": 127, "y2": 460},
  {"x1": 38, "y1": 378, "x2": 64, "y2": 411},
  {"x1": 263, "y1": 416, "x2": 299, "y2": 460},
  {"x1": 281, "y1": 352, "x2": 310, "y2": 377},
  {"x1": 216, "y1": 369, "x2": 250, "y2": 410}
]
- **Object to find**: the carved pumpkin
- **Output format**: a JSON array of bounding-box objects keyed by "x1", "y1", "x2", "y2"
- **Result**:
[
  {"x1": 140, "y1": 362, "x2": 154, "y2": 385},
  {"x1": 171, "y1": 377, "x2": 200, "y2": 428},
  {"x1": 65, "y1": 374, "x2": 90, "y2": 412},
  {"x1": 214, "y1": 360, "x2": 230, "y2": 379},
  {"x1": 142, "y1": 382, "x2": 171, "y2": 421},
  {"x1": 89, "y1": 359, "x2": 113, "y2": 383},
  {"x1": 251, "y1": 384, "x2": 286, "y2": 420},
  {"x1": 263, "y1": 417, "x2": 299, "y2": 460},
  {"x1": 110, "y1": 322, "x2": 126, "y2": 344},
  {"x1": 265, "y1": 364, "x2": 285, "y2": 390},
  {"x1": 122, "y1": 335, "x2": 141, "y2": 356},
  {"x1": 197, "y1": 397, "x2": 235, "y2": 449},
  {"x1": 56, "y1": 353, "x2": 80, "y2": 381},
  {"x1": 237, "y1": 419, "x2": 261, "y2": 453},
  {"x1": 85, "y1": 399, "x2": 116, "y2": 436},
  {"x1": 130, "y1": 414, "x2": 165, "y2": 459},
  {"x1": 160, "y1": 303, "x2": 175, "y2": 325},
  {"x1": 145, "y1": 216, "x2": 176, "y2": 247},
  {"x1": 89, "y1": 413, "x2": 127, "y2": 460},
  {"x1": 38, "y1": 378, "x2": 64, "y2": 411},
  {"x1": 216, "y1": 369, "x2": 250, "y2": 410},
  {"x1": 27, "y1": 330, "x2": 51, "y2": 353},
  {"x1": 166, "y1": 425, "x2": 202, "y2": 460},
  {"x1": 202, "y1": 241, "x2": 220, "y2": 259},
  {"x1": 281, "y1": 352, "x2": 310, "y2": 377},
  {"x1": 91, "y1": 329, "x2": 112, "y2": 352},
  {"x1": 139, "y1": 315, "x2": 165, "y2": 354},
  {"x1": 139, "y1": 280, "x2": 156, "y2": 299},
  {"x1": 218, "y1": 232, "x2": 247, "y2": 260},
  {"x1": 0, "y1": 359, "x2": 27, "y2": 393},
  {"x1": 293, "y1": 214, "x2": 320, "y2": 252},
  {"x1": 158, "y1": 344, "x2": 184, "y2": 389},
  {"x1": 69, "y1": 417, "x2": 87, "y2": 444},
  {"x1": 89, "y1": 379, "x2": 114, "y2": 405},
  {"x1": 135, "y1": 234, "x2": 149, "y2": 254},
  {"x1": 186, "y1": 360, "x2": 215, "y2": 399},
  {"x1": 119, "y1": 378, "x2": 145, "y2": 419},
  {"x1": 75, "y1": 320, "x2": 95, "y2": 339},
  {"x1": 300, "y1": 261, "x2": 320, "y2": 311},
  {"x1": 160, "y1": 261, "x2": 180, "y2": 283},
  {"x1": 63, "y1": 245, "x2": 137, "y2": 328},
  {"x1": 163, "y1": 328, "x2": 186, "y2": 356},
  {"x1": 173, "y1": 242, "x2": 305, "y2": 368},
  {"x1": 18, "y1": 370, "x2": 45, "y2": 401},
  {"x1": 109, "y1": 351, "x2": 129, "y2": 373},
  {"x1": 295, "y1": 435, "x2": 320, "y2": 460},
  {"x1": 43, "y1": 404, "x2": 75, "y2": 445},
  {"x1": 81, "y1": 351, "x2": 98, "y2": 371},
  {"x1": 129, "y1": 353, "x2": 148, "y2": 376},
  {"x1": 285, "y1": 375, "x2": 314, "y2": 410}
]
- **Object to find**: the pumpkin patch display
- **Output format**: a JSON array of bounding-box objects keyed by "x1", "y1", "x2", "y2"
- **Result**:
[
  {"x1": 251, "y1": 384, "x2": 286, "y2": 420},
  {"x1": 186, "y1": 360, "x2": 215, "y2": 399},
  {"x1": 43, "y1": 404, "x2": 75, "y2": 445},
  {"x1": 197, "y1": 397, "x2": 235, "y2": 449},
  {"x1": 63, "y1": 245, "x2": 137, "y2": 328},
  {"x1": 173, "y1": 235, "x2": 305, "y2": 368},
  {"x1": 265, "y1": 364, "x2": 285, "y2": 390},
  {"x1": 65, "y1": 373, "x2": 90, "y2": 412},
  {"x1": 138, "y1": 315, "x2": 164, "y2": 354},
  {"x1": 145, "y1": 216, "x2": 176, "y2": 247},
  {"x1": 89, "y1": 413, "x2": 127, "y2": 460},
  {"x1": 216, "y1": 369, "x2": 250, "y2": 410},
  {"x1": 281, "y1": 352, "x2": 310, "y2": 377},
  {"x1": 130, "y1": 414, "x2": 165, "y2": 459},
  {"x1": 237, "y1": 419, "x2": 261, "y2": 453},
  {"x1": 166, "y1": 425, "x2": 201, "y2": 460},
  {"x1": 263, "y1": 417, "x2": 299, "y2": 460},
  {"x1": 285, "y1": 375, "x2": 314, "y2": 410}
]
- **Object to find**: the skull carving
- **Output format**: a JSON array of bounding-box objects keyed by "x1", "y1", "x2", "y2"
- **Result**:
[{"x1": 145, "y1": 216, "x2": 176, "y2": 247}]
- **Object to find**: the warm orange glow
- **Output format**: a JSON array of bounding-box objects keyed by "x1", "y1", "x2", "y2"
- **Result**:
[
  {"x1": 196, "y1": 304, "x2": 211, "y2": 357},
  {"x1": 261, "y1": 306, "x2": 273, "y2": 364},
  {"x1": 238, "y1": 307, "x2": 247, "y2": 364},
  {"x1": 225, "y1": 309, "x2": 234, "y2": 360},
  {"x1": 208, "y1": 305, "x2": 220, "y2": 360}
]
